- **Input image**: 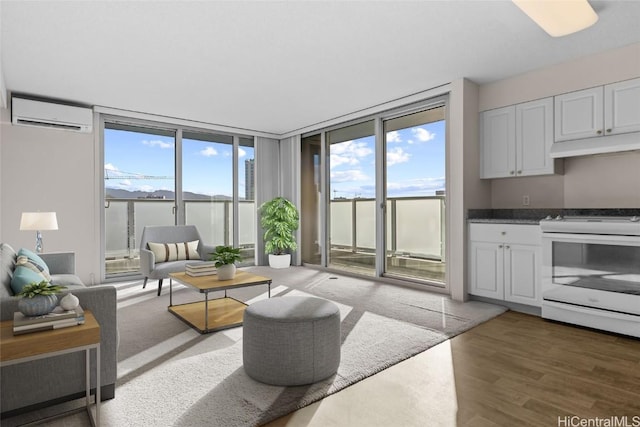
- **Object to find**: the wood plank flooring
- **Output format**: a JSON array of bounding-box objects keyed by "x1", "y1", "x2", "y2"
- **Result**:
[{"x1": 265, "y1": 311, "x2": 640, "y2": 427}]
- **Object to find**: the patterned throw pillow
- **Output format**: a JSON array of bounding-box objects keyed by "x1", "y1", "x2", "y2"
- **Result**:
[
  {"x1": 10, "y1": 248, "x2": 52, "y2": 294},
  {"x1": 147, "y1": 240, "x2": 201, "y2": 263}
]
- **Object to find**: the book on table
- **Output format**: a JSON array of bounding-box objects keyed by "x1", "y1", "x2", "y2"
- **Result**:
[
  {"x1": 13, "y1": 305, "x2": 85, "y2": 335},
  {"x1": 186, "y1": 262, "x2": 216, "y2": 276}
]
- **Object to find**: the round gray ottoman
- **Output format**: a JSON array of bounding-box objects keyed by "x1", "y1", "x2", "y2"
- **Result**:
[{"x1": 243, "y1": 296, "x2": 341, "y2": 386}]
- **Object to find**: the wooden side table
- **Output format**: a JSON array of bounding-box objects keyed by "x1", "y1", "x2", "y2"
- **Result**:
[{"x1": 0, "y1": 310, "x2": 101, "y2": 426}]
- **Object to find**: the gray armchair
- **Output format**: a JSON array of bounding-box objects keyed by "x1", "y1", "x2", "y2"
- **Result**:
[{"x1": 139, "y1": 225, "x2": 215, "y2": 295}]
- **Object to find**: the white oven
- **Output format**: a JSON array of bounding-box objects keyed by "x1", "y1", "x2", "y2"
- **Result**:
[{"x1": 540, "y1": 216, "x2": 640, "y2": 338}]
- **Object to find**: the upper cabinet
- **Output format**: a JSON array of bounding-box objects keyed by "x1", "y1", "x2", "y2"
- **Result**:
[
  {"x1": 604, "y1": 78, "x2": 640, "y2": 136},
  {"x1": 480, "y1": 97, "x2": 556, "y2": 179},
  {"x1": 555, "y1": 77, "x2": 640, "y2": 142}
]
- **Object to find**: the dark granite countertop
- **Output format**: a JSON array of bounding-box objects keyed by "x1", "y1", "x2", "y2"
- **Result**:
[{"x1": 467, "y1": 208, "x2": 640, "y2": 224}]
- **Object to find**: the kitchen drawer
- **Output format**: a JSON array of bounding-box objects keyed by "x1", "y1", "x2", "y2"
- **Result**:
[{"x1": 469, "y1": 223, "x2": 541, "y2": 244}]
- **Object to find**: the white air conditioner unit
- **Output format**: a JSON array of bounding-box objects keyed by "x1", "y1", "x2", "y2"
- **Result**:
[{"x1": 11, "y1": 97, "x2": 93, "y2": 133}]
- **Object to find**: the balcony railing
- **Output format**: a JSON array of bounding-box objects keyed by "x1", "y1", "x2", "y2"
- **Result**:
[
  {"x1": 105, "y1": 195, "x2": 445, "y2": 277},
  {"x1": 330, "y1": 195, "x2": 445, "y2": 261},
  {"x1": 104, "y1": 199, "x2": 256, "y2": 275}
]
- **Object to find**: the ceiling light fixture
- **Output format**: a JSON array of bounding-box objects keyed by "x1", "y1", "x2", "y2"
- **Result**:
[{"x1": 513, "y1": 0, "x2": 599, "y2": 37}]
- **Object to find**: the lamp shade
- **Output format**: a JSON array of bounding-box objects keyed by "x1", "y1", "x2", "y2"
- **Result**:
[
  {"x1": 19, "y1": 212, "x2": 59, "y2": 231},
  {"x1": 513, "y1": 0, "x2": 599, "y2": 37}
]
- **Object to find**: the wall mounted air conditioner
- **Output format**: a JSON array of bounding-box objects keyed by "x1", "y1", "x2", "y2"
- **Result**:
[{"x1": 11, "y1": 97, "x2": 93, "y2": 133}]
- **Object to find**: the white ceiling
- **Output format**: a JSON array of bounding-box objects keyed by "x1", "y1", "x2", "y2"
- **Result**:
[{"x1": 2, "y1": 1, "x2": 640, "y2": 136}]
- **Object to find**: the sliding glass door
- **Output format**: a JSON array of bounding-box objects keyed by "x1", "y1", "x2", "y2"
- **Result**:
[
  {"x1": 383, "y1": 106, "x2": 446, "y2": 282},
  {"x1": 300, "y1": 100, "x2": 447, "y2": 286},
  {"x1": 327, "y1": 120, "x2": 376, "y2": 276}
]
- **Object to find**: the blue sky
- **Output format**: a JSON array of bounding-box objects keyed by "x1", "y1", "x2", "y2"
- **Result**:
[
  {"x1": 330, "y1": 120, "x2": 445, "y2": 199},
  {"x1": 104, "y1": 129, "x2": 253, "y2": 197},
  {"x1": 105, "y1": 120, "x2": 444, "y2": 199}
]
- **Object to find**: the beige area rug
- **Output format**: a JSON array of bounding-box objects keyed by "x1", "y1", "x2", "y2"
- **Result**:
[{"x1": 6, "y1": 267, "x2": 507, "y2": 427}]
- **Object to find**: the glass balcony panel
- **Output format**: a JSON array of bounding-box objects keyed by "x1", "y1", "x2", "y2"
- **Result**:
[
  {"x1": 355, "y1": 200, "x2": 375, "y2": 250},
  {"x1": 330, "y1": 201, "x2": 353, "y2": 248},
  {"x1": 394, "y1": 198, "x2": 442, "y2": 259},
  {"x1": 184, "y1": 201, "x2": 228, "y2": 247}
]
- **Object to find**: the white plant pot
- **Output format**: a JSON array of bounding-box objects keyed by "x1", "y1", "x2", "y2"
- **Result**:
[
  {"x1": 268, "y1": 254, "x2": 291, "y2": 269},
  {"x1": 217, "y1": 264, "x2": 237, "y2": 280}
]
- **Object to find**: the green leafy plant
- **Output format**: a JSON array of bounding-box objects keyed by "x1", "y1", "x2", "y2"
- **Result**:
[
  {"x1": 17, "y1": 280, "x2": 66, "y2": 298},
  {"x1": 209, "y1": 245, "x2": 242, "y2": 268},
  {"x1": 259, "y1": 196, "x2": 299, "y2": 255}
]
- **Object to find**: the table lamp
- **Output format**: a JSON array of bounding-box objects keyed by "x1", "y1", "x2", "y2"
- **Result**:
[{"x1": 20, "y1": 212, "x2": 59, "y2": 253}]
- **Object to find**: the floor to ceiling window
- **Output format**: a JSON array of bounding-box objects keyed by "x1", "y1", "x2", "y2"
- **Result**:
[
  {"x1": 327, "y1": 120, "x2": 376, "y2": 276},
  {"x1": 182, "y1": 131, "x2": 234, "y2": 247},
  {"x1": 104, "y1": 123, "x2": 176, "y2": 276},
  {"x1": 238, "y1": 137, "x2": 256, "y2": 264},
  {"x1": 301, "y1": 134, "x2": 321, "y2": 265},
  {"x1": 383, "y1": 106, "x2": 446, "y2": 283},
  {"x1": 103, "y1": 121, "x2": 255, "y2": 278}
]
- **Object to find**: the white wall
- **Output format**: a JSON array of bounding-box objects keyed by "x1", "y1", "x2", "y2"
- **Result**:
[
  {"x1": 479, "y1": 42, "x2": 640, "y2": 209},
  {"x1": 0, "y1": 106, "x2": 100, "y2": 284},
  {"x1": 448, "y1": 78, "x2": 489, "y2": 301}
]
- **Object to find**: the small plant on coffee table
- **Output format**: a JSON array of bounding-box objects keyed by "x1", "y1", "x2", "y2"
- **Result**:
[{"x1": 209, "y1": 245, "x2": 243, "y2": 267}]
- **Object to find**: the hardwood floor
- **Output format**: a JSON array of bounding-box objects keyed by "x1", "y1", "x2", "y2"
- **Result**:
[{"x1": 265, "y1": 311, "x2": 640, "y2": 427}]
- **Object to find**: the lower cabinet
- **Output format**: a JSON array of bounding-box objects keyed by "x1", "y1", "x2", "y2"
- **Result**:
[{"x1": 469, "y1": 223, "x2": 541, "y2": 307}]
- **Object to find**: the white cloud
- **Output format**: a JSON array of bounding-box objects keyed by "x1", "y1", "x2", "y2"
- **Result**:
[
  {"x1": 330, "y1": 153, "x2": 359, "y2": 168},
  {"x1": 330, "y1": 169, "x2": 370, "y2": 183},
  {"x1": 142, "y1": 140, "x2": 173, "y2": 149},
  {"x1": 387, "y1": 147, "x2": 410, "y2": 166},
  {"x1": 412, "y1": 128, "x2": 436, "y2": 142},
  {"x1": 200, "y1": 146, "x2": 218, "y2": 157},
  {"x1": 330, "y1": 140, "x2": 373, "y2": 169},
  {"x1": 119, "y1": 179, "x2": 131, "y2": 187},
  {"x1": 386, "y1": 131, "x2": 402, "y2": 143},
  {"x1": 104, "y1": 163, "x2": 118, "y2": 171},
  {"x1": 239, "y1": 148, "x2": 247, "y2": 158},
  {"x1": 386, "y1": 177, "x2": 446, "y2": 197}
]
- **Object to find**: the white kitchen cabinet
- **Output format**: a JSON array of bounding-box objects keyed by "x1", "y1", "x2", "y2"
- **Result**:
[
  {"x1": 480, "y1": 97, "x2": 555, "y2": 179},
  {"x1": 469, "y1": 223, "x2": 541, "y2": 307},
  {"x1": 604, "y1": 78, "x2": 640, "y2": 136},
  {"x1": 480, "y1": 106, "x2": 515, "y2": 179},
  {"x1": 555, "y1": 77, "x2": 640, "y2": 142}
]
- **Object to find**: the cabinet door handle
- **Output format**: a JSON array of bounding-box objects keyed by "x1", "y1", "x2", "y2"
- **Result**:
[
  {"x1": 510, "y1": 171, "x2": 515, "y2": 175},
  {"x1": 498, "y1": 245, "x2": 503, "y2": 248},
  {"x1": 505, "y1": 245, "x2": 510, "y2": 249},
  {"x1": 501, "y1": 231, "x2": 506, "y2": 235},
  {"x1": 517, "y1": 170, "x2": 522, "y2": 174},
  {"x1": 606, "y1": 128, "x2": 612, "y2": 133},
  {"x1": 597, "y1": 130, "x2": 603, "y2": 135}
]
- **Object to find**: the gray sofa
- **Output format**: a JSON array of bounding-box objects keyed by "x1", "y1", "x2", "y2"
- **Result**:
[
  {"x1": 139, "y1": 225, "x2": 216, "y2": 295},
  {"x1": 0, "y1": 243, "x2": 117, "y2": 417}
]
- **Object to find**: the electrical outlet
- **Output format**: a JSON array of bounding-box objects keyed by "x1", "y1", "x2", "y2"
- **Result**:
[{"x1": 522, "y1": 195, "x2": 530, "y2": 206}]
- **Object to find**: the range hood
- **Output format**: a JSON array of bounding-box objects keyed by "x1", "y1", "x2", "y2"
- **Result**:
[{"x1": 549, "y1": 133, "x2": 640, "y2": 158}]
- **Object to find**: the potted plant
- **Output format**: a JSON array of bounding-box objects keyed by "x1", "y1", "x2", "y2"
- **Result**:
[
  {"x1": 259, "y1": 196, "x2": 299, "y2": 269},
  {"x1": 209, "y1": 245, "x2": 243, "y2": 280},
  {"x1": 17, "y1": 280, "x2": 67, "y2": 316}
]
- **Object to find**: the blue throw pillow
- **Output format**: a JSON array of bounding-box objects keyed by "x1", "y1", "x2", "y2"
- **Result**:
[
  {"x1": 10, "y1": 265, "x2": 48, "y2": 295},
  {"x1": 10, "y1": 248, "x2": 52, "y2": 295},
  {"x1": 17, "y1": 248, "x2": 50, "y2": 275}
]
